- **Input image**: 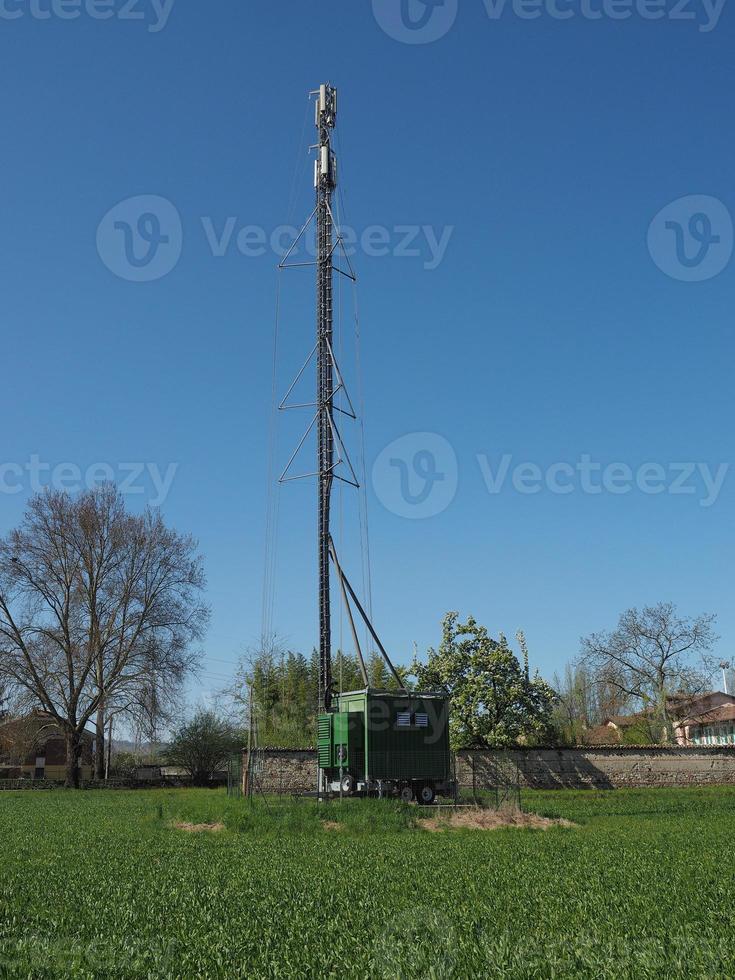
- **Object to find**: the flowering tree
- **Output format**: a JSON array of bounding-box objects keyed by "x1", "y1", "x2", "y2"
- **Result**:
[{"x1": 412, "y1": 613, "x2": 556, "y2": 750}]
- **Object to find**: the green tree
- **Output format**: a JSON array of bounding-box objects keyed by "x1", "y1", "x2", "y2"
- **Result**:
[
  {"x1": 227, "y1": 634, "x2": 412, "y2": 748},
  {"x1": 334, "y1": 649, "x2": 368, "y2": 695},
  {"x1": 231, "y1": 643, "x2": 375, "y2": 747},
  {"x1": 412, "y1": 612, "x2": 556, "y2": 750},
  {"x1": 366, "y1": 650, "x2": 409, "y2": 691},
  {"x1": 165, "y1": 710, "x2": 241, "y2": 785}
]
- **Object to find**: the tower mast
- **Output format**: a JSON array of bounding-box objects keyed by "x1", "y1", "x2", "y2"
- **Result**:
[
  {"x1": 278, "y1": 85, "x2": 408, "y2": 796},
  {"x1": 315, "y1": 83, "x2": 337, "y2": 713}
]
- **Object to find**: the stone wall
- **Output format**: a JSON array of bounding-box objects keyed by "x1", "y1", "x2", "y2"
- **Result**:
[
  {"x1": 256, "y1": 750, "x2": 317, "y2": 794},
  {"x1": 456, "y1": 746, "x2": 735, "y2": 789},
  {"x1": 254, "y1": 746, "x2": 735, "y2": 792}
]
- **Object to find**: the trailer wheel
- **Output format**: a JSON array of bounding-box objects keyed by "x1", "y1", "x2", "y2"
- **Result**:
[
  {"x1": 399, "y1": 785, "x2": 413, "y2": 803},
  {"x1": 417, "y1": 784, "x2": 436, "y2": 805},
  {"x1": 340, "y1": 774, "x2": 354, "y2": 795}
]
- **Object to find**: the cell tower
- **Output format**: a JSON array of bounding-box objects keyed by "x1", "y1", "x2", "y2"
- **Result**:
[
  {"x1": 279, "y1": 85, "x2": 427, "y2": 798},
  {"x1": 315, "y1": 83, "x2": 338, "y2": 714}
]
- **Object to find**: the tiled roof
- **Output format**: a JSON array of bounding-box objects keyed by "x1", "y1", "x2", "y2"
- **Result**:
[{"x1": 680, "y1": 704, "x2": 735, "y2": 726}]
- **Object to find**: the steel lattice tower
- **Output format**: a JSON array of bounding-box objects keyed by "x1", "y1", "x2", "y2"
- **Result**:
[
  {"x1": 315, "y1": 83, "x2": 337, "y2": 713},
  {"x1": 278, "y1": 84, "x2": 402, "y2": 744},
  {"x1": 277, "y1": 85, "x2": 406, "y2": 795}
]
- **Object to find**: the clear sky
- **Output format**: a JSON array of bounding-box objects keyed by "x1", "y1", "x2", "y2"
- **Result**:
[{"x1": 1, "y1": 0, "x2": 733, "y2": 702}]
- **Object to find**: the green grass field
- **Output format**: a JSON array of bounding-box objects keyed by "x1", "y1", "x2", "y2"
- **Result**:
[{"x1": 1, "y1": 786, "x2": 734, "y2": 978}]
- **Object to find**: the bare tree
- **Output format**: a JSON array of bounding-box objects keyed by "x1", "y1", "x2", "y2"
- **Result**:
[
  {"x1": 592, "y1": 663, "x2": 632, "y2": 722},
  {"x1": 552, "y1": 660, "x2": 637, "y2": 744},
  {"x1": 0, "y1": 487, "x2": 208, "y2": 787},
  {"x1": 129, "y1": 644, "x2": 186, "y2": 762},
  {"x1": 0, "y1": 675, "x2": 11, "y2": 719},
  {"x1": 552, "y1": 663, "x2": 594, "y2": 743},
  {"x1": 578, "y1": 602, "x2": 717, "y2": 741}
]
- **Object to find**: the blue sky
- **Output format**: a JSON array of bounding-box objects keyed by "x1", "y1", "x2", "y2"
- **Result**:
[{"x1": 1, "y1": 1, "x2": 733, "y2": 700}]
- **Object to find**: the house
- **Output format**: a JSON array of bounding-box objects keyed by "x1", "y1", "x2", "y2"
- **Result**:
[
  {"x1": 0, "y1": 710, "x2": 95, "y2": 782},
  {"x1": 672, "y1": 691, "x2": 735, "y2": 746},
  {"x1": 586, "y1": 712, "x2": 660, "y2": 745},
  {"x1": 583, "y1": 691, "x2": 735, "y2": 747}
]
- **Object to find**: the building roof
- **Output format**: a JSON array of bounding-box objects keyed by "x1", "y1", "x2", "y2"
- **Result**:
[
  {"x1": 669, "y1": 691, "x2": 735, "y2": 717},
  {"x1": 585, "y1": 724, "x2": 623, "y2": 745},
  {"x1": 603, "y1": 712, "x2": 651, "y2": 729},
  {"x1": 338, "y1": 688, "x2": 448, "y2": 699},
  {"x1": 601, "y1": 693, "x2": 735, "y2": 730},
  {"x1": 0, "y1": 710, "x2": 95, "y2": 740},
  {"x1": 680, "y1": 704, "x2": 735, "y2": 726}
]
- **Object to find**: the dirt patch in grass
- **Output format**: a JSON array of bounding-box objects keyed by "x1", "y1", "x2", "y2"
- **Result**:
[
  {"x1": 321, "y1": 821, "x2": 344, "y2": 832},
  {"x1": 172, "y1": 821, "x2": 225, "y2": 833},
  {"x1": 420, "y1": 808, "x2": 575, "y2": 832}
]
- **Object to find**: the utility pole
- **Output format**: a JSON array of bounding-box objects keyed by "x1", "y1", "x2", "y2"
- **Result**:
[
  {"x1": 105, "y1": 716, "x2": 113, "y2": 782},
  {"x1": 720, "y1": 661, "x2": 731, "y2": 696},
  {"x1": 243, "y1": 682, "x2": 253, "y2": 798},
  {"x1": 315, "y1": 83, "x2": 337, "y2": 716}
]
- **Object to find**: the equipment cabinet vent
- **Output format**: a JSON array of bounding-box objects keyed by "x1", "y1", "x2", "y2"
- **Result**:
[{"x1": 317, "y1": 714, "x2": 332, "y2": 767}]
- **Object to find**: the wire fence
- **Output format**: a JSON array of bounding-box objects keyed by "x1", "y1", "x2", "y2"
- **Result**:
[
  {"x1": 459, "y1": 750, "x2": 522, "y2": 810},
  {"x1": 226, "y1": 748, "x2": 522, "y2": 810}
]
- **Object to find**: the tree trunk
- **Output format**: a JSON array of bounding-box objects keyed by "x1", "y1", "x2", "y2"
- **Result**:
[
  {"x1": 65, "y1": 730, "x2": 82, "y2": 789},
  {"x1": 95, "y1": 705, "x2": 105, "y2": 781}
]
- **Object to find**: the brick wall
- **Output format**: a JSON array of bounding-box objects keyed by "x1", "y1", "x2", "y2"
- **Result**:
[{"x1": 254, "y1": 746, "x2": 735, "y2": 792}]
